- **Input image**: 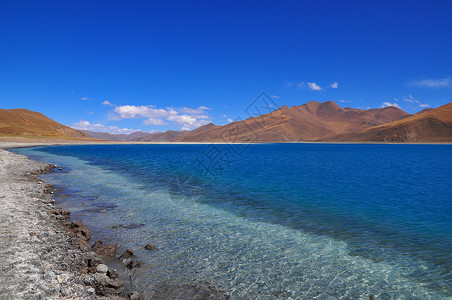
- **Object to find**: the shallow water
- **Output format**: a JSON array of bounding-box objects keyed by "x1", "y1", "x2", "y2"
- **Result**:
[{"x1": 15, "y1": 144, "x2": 452, "y2": 299}]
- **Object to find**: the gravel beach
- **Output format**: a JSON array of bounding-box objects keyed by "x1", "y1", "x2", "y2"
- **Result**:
[{"x1": 0, "y1": 142, "x2": 128, "y2": 299}]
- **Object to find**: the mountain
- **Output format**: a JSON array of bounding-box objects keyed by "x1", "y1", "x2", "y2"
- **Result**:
[
  {"x1": 132, "y1": 130, "x2": 184, "y2": 142},
  {"x1": 415, "y1": 108, "x2": 434, "y2": 114},
  {"x1": 323, "y1": 102, "x2": 452, "y2": 142},
  {"x1": 82, "y1": 130, "x2": 152, "y2": 141},
  {"x1": 174, "y1": 101, "x2": 410, "y2": 142},
  {"x1": 0, "y1": 108, "x2": 87, "y2": 138}
]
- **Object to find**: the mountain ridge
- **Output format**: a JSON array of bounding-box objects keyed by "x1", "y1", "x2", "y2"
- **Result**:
[
  {"x1": 0, "y1": 108, "x2": 88, "y2": 138},
  {"x1": 322, "y1": 102, "x2": 452, "y2": 142},
  {"x1": 173, "y1": 100, "x2": 411, "y2": 142}
]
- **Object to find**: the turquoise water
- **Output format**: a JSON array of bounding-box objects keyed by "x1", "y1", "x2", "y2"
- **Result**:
[{"x1": 14, "y1": 144, "x2": 452, "y2": 299}]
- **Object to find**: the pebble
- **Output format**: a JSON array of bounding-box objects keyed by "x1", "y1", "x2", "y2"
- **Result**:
[
  {"x1": 128, "y1": 291, "x2": 141, "y2": 300},
  {"x1": 96, "y1": 264, "x2": 108, "y2": 273}
]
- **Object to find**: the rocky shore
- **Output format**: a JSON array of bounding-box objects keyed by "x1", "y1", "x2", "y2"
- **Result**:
[{"x1": 0, "y1": 143, "x2": 139, "y2": 299}]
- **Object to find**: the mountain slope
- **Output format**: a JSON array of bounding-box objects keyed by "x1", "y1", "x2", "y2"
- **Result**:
[
  {"x1": 0, "y1": 108, "x2": 87, "y2": 138},
  {"x1": 132, "y1": 130, "x2": 185, "y2": 142},
  {"x1": 82, "y1": 130, "x2": 152, "y2": 141},
  {"x1": 323, "y1": 102, "x2": 452, "y2": 142},
  {"x1": 174, "y1": 101, "x2": 410, "y2": 142}
]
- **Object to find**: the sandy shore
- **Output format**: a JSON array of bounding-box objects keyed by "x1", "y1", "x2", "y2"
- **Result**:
[{"x1": 0, "y1": 142, "x2": 134, "y2": 299}]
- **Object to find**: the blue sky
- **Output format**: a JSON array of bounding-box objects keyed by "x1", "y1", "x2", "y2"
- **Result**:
[{"x1": 1, "y1": 1, "x2": 451, "y2": 134}]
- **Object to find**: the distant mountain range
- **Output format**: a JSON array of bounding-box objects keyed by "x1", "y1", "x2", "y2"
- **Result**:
[
  {"x1": 324, "y1": 102, "x2": 452, "y2": 142},
  {"x1": 80, "y1": 130, "x2": 151, "y2": 141},
  {"x1": 2, "y1": 101, "x2": 451, "y2": 142},
  {"x1": 0, "y1": 108, "x2": 87, "y2": 138},
  {"x1": 172, "y1": 101, "x2": 412, "y2": 142}
]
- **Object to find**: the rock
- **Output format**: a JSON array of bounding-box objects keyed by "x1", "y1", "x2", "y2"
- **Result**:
[
  {"x1": 369, "y1": 296, "x2": 377, "y2": 300},
  {"x1": 92, "y1": 240, "x2": 118, "y2": 257},
  {"x1": 128, "y1": 291, "x2": 141, "y2": 300},
  {"x1": 126, "y1": 259, "x2": 141, "y2": 269},
  {"x1": 87, "y1": 287, "x2": 95, "y2": 294},
  {"x1": 66, "y1": 222, "x2": 90, "y2": 241},
  {"x1": 96, "y1": 264, "x2": 108, "y2": 274},
  {"x1": 144, "y1": 244, "x2": 153, "y2": 250},
  {"x1": 86, "y1": 256, "x2": 104, "y2": 273},
  {"x1": 58, "y1": 166, "x2": 63, "y2": 170},
  {"x1": 118, "y1": 249, "x2": 134, "y2": 261},
  {"x1": 93, "y1": 273, "x2": 124, "y2": 297},
  {"x1": 107, "y1": 269, "x2": 119, "y2": 279},
  {"x1": 122, "y1": 223, "x2": 145, "y2": 229}
]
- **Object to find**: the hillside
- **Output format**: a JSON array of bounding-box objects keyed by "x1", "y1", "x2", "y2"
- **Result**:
[
  {"x1": 0, "y1": 108, "x2": 87, "y2": 138},
  {"x1": 82, "y1": 130, "x2": 152, "y2": 141},
  {"x1": 323, "y1": 102, "x2": 452, "y2": 142},
  {"x1": 132, "y1": 130, "x2": 185, "y2": 142},
  {"x1": 174, "y1": 101, "x2": 410, "y2": 142}
]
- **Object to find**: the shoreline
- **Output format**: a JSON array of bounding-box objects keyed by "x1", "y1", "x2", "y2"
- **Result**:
[
  {"x1": 1, "y1": 136, "x2": 451, "y2": 147},
  {"x1": 0, "y1": 142, "x2": 140, "y2": 299}
]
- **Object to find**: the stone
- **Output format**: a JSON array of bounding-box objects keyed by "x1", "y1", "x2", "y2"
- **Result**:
[
  {"x1": 126, "y1": 259, "x2": 141, "y2": 269},
  {"x1": 122, "y1": 223, "x2": 145, "y2": 229},
  {"x1": 66, "y1": 222, "x2": 90, "y2": 241},
  {"x1": 107, "y1": 269, "x2": 119, "y2": 279},
  {"x1": 144, "y1": 244, "x2": 153, "y2": 250},
  {"x1": 128, "y1": 291, "x2": 141, "y2": 300},
  {"x1": 96, "y1": 264, "x2": 108, "y2": 274},
  {"x1": 87, "y1": 287, "x2": 95, "y2": 294},
  {"x1": 92, "y1": 240, "x2": 118, "y2": 257},
  {"x1": 93, "y1": 273, "x2": 124, "y2": 296},
  {"x1": 118, "y1": 249, "x2": 134, "y2": 261}
]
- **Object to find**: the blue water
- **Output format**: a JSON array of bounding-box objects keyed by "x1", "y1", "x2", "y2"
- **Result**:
[{"x1": 14, "y1": 144, "x2": 452, "y2": 299}]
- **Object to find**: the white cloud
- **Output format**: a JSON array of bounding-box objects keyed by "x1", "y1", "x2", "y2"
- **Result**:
[
  {"x1": 143, "y1": 118, "x2": 167, "y2": 125},
  {"x1": 411, "y1": 77, "x2": 451, "y2": 88},
  {"x1": 81, "y1": 97, "x2": 89, "y2": 101},
  {"x1": 114, "y1": 105, "x2": 168, "y2": 119},
  {"x1": 71, "y1": 120, "x2": 140, "y2": 134},
  {"x1": 167, "y1": 114, "x2": 210, "y2": 130},
  {"x1": 381, "y1": 102, "x2": 401, "y2": 109},
  {"x1": 403, "y1": 94, "x2": 419, "y2": 103},
  {"x1": 330, "y1": 82, "x2": 338, "y2": 88},
  {"x1": 111, "y1": 104, "x2": 213, "y2": 130},
  {"x1": 271, "y1": 95, "x2": 280, "y2": 99},
  {"x1": 400, "y1": 95, "x2": 430, "y2": 108},
  {"x1": 307, "y1": 82, "x2": 322, "y2": 90},
  {"x1": 227, "y1": 118, "x2": 233, "y2": 122},
  {"x1": 180, "y1": 106, "x2": 211, "y2": 115},
  {"x1": 339, "y1": 100, "x2": 351, "y2": 103},
  {"x1": 102, "y1": 100, "x2": 114, "y2": 106}
]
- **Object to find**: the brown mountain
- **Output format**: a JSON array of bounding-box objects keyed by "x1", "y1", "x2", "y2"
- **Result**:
[
  {"x1": 174, "y1": 101, "x2": 410, "y2": 142},
  {"x1": 0, "y1": 108, "x2": 87, "y2": 138},
  {"x1": 82, "y1": 130, "x2": 153, "y2": 141},
  {"x1": 133, "y1": 130, "x2": 185, "y2": 142},
  {"x1": 324, "y1": 102, "x2": 452, "y2": 142}
]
